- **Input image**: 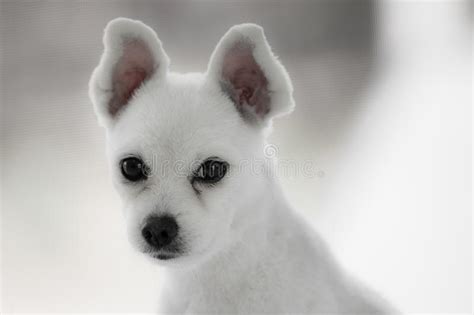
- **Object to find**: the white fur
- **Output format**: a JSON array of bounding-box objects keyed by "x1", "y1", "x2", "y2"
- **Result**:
[{"x1": 89, "y1": 18, "x2": 395, "y2": 314}]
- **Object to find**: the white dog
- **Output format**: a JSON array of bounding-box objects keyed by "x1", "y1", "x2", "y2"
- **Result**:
[{"x1": 89, "y1": 18, "x2": 394, "y2": 314}]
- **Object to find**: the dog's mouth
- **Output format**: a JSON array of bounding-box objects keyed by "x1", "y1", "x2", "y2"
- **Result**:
[
  {"x1": 151, "y1": 252, "x2": 178, "y2": 260},
  {"x1": 140, "y1": 235, "x2": 186, "y2": 261},
  {"x1": 143, "y1": 246, "x2": 183, "y2": 261}
]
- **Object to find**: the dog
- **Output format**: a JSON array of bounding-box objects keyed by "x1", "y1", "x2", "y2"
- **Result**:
[{"x1": 89, "y1": 18, "x2": 394, "y2": 314}]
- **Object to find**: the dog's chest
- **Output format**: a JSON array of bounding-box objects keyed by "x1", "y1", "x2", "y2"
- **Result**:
[{"x1": 157, "y1": 248, "x2": 339, "y2": 314}]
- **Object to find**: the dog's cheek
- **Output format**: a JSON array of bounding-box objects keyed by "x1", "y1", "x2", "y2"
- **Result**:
[
  {"x1": 174, "y1": 210, "x2": 205, "y2": 254},
  {"x1": 122, "y1": 205, "x2": 145, "y2": 250},
  {"x1": 201, "y1": 194, "x2": 237, "y2": 251},
  {"x1": 121, "y1": 196, "x2": 155, "y2": 250},
  {"x1": 177, "y1": 204, "x2": 222, "y2": 257}
]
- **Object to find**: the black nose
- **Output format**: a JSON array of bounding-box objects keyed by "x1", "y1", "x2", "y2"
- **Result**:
[{"x1": 141, "y1": 215, "x2": 179, "y2": 249}]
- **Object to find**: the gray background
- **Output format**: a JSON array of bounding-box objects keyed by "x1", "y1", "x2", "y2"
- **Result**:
[{"x1": 1, "y1": 1, "x2": 471, "y2": 313}]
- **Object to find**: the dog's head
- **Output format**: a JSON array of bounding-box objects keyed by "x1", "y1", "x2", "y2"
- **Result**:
[{"x1": 89, "y1": 18, "x2": 294, "y2": 266}]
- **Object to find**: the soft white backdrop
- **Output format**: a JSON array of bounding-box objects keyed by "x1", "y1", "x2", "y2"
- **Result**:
[{"x1": 1, "y1": 1, "x2": 471, "y2": 313}]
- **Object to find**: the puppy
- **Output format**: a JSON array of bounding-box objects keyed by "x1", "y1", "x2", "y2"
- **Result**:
[{"x1": 89, "y1": 18, "x2": 394, "y2": 314}]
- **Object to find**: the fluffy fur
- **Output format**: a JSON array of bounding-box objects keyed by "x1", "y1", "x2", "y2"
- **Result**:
[{"x1": 89, "y1": 18, "x2": 394, "y2": 314}]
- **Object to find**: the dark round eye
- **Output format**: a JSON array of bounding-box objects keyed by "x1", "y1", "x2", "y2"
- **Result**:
[
  {"x1": 194, "y1": 159, "x2": 228, "y2": 184},
  {"x1": 120, "y1": 157, "x2": 148, "y2": 182}
]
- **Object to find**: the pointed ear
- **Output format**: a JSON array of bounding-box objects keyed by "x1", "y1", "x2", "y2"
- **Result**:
[
  {"x1": 207, "y1": 24, "x2": 294, "y2": 126},
  {"x1": 89, "y1": 18, "x2": 169, "y2": 127}
]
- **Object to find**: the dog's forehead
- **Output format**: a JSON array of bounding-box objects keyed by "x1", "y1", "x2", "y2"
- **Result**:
[{"x1": 108, "y1": 72, "x2": 246, "y2": 160}]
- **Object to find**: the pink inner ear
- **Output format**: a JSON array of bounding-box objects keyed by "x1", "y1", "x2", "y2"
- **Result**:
[
  {"x1": 222, "y1": 42, "x2": 270, "y2": 119},
  {"x1": 109, "y1": 38, "x2": 156, "y2": 116}
]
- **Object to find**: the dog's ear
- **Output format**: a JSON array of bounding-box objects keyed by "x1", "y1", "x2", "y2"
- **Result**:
[
  {"x1": 89, "y1": 18, "x2": 169, "y2": 127},
  {"x1": 207, "y1": 24, "x2": 294, "y2": 126}
]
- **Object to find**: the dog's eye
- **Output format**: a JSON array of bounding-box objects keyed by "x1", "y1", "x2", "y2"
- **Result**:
[
  {"x1": 120, "y1": 157, "x2": 148, "y2": 182},
  {"x1": 193, "y1": 159, "x2": 228, "y2": 184}
]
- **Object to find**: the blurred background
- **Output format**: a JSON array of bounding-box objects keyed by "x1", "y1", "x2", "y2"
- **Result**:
[{"x1": 0, "y1": 0, "x2": 471, "y2": 313}]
